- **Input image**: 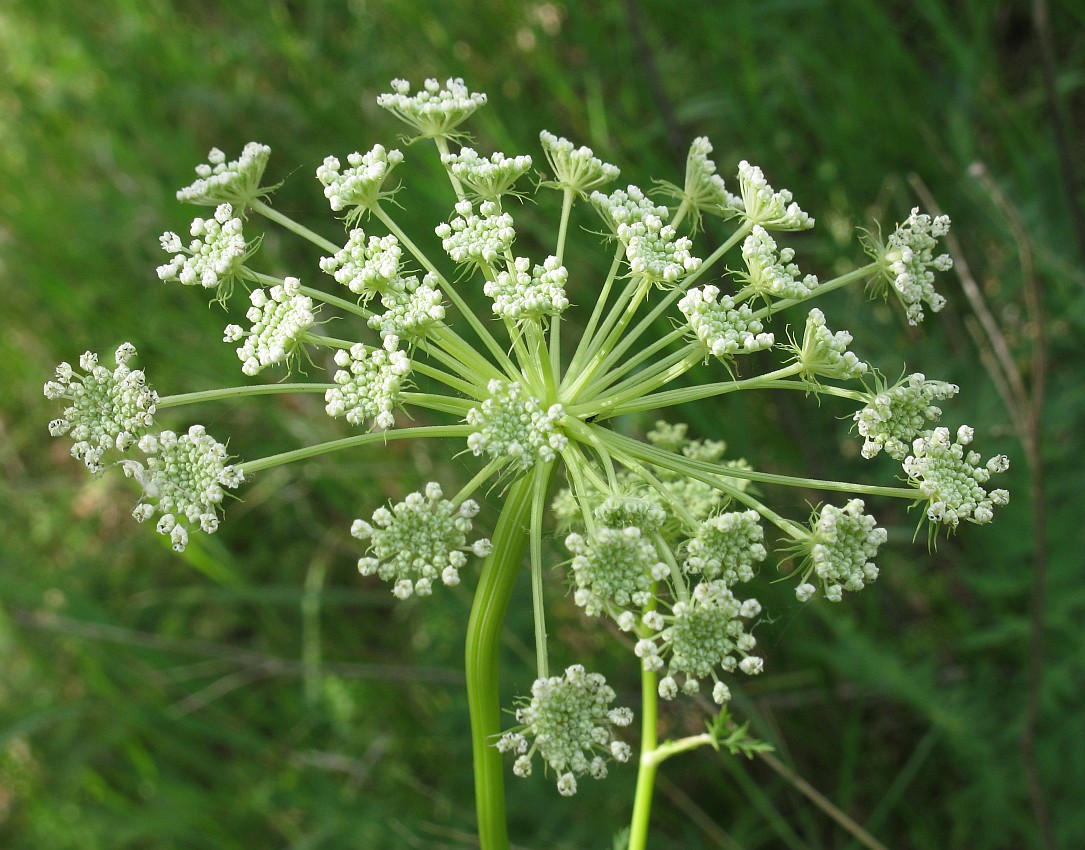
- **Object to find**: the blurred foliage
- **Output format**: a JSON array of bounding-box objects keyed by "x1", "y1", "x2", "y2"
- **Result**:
[{"x1": 2, "y1": 0, "x2": 1083, "y2": 848}]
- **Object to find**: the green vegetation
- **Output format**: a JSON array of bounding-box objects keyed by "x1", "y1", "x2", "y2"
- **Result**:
[{"x1": 2, "y1": 1, "x2": 1082, "y2": 848}]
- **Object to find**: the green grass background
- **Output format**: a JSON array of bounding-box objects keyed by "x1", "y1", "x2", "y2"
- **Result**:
[{"x1": 1, "y1": 1, "x2": 1083, "y2": 848}]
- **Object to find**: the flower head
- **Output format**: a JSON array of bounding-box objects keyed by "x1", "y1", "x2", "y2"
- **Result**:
[
  {"x1": 325, "y1": 341, "x2": 412, "y2": 430},
  {"x1": 377, "y1": 78, "x2": 487, "y2": 140},
  {"x1": 122, "y1": 425, "x2": 243, "y2": 552},
  {"x1": 484, "y1": 255, "x2": 569, "y2": 320},
  {"x1": 566, "y1": 526, "x2": 669, "y2": 617},
  {"x1": 619, "y1": 217, "x2": 701, "y2": 285},
  {"x1": 45, "y1": 344, "x2": 157, "y2": 472},
  {"x1": 223, "y1": 277, "x2": 315, "y2": 376},
  {"x1": 679, "y1": 285, "x2": 774, "y2": 361},
  {"x1": 735, "y1": 162, "x2": 813, "y2": 231},
  {"x1": 591, "y1": 185, "x2": 668, "y2": 235},
  {"x1": 903, "y1": 426, "x2": 1009, "y2": 528},
  {"x1": 792, "y1": 308, "x2": 869, "y2": 381},
  {"x1": 175, "y1": 142, "x2": 274, "y2": 208},
  {"x1": 367, "y1": 273, "x2": 445, "y2": 345},
  {"x1": 656, "y1": 137, "x2": 741, "y2": 229},
  {"x1": 466, "y1": 381, "x2": 567, "y2": 470},
  {"x1": 351, "y1": 482, "x2": 491, "y2": 598},
  {"x1": 496, "y1": 665, "x2": 633, "y2": 795},
  {"x1": 441, "y1": 147, "x2": 533, "y2": 202},
  {"x1": 635, "y1": 580, "x2": 762, "y2": 704},
  {"x1": 865, "y1": 207, "x2": 952, "y2": 324},
  {"x1": 683, "y1": 510, "x2": 767, "y2": 585},
  {"x1": 854, "y1": 373, "x2": 959, "y2": 460},
  {"x1": 738, "y1": 225, "x2": 819, "y2": 301},
  {"x1": 317, "y1": 145, "x2": 404, "y2": 223},
  {"x1": 435, "y1": 199, "x2": 516, "y2": 267},
  {"x1": 157, "y1": 203, "x2": 252, "y2": 301},
  {"x1": 319, "y1": 228, "x2": 403, "y2": 300},
  {"x1": 539, "y1": 131, "x2": 619, "y2": 196},
  {"x1": 792, "y1": 499, "x2": 887, "y2": 602}
]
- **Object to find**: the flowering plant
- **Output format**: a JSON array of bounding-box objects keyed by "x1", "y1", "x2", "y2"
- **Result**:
[{"x1": 46, "y1": 78, "x2": 1009, "y2": 849}]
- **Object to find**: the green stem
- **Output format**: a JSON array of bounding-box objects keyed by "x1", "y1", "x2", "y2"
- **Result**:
[
  {"x1": 158, "y1": 383, "x2": 331, "y2": 409},
  {"x1": 529, "y1": 462, "x2": 555, "y2": 679},
  {"x1": 748, "y1": 264, "x2": 876, "y2": 323},
  {"x1": 465, "y1": 475, "x2": 534, "y2": 850},
  {"x1": 628, "y1": 628, "x2": 659, "y2": 850},
  {"x1": 564, "y1": 242, "x2": 626, "y2": 385},
  {"x1": 250, "y1": 198, "x2": 341, "y2": 254}
]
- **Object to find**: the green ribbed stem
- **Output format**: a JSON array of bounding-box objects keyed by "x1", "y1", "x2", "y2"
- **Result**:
[{"x1": 465, "y1": 474, "x2": 533, "y2": 850}]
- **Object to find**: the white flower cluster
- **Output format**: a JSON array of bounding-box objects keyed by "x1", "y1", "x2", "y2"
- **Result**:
[
  {"x1": 684, "y1": 511, "x2": 767, "y2": 585},
  {"x1": 645, "y1": 423, "x2": 749, "y2": 521},
  {"x1": 367, "y1": 274, "x2": 445, "y2": 345},
  {"x1": 679, "y1": 137, "x2": 741, "y2": 217},
  {"x1": 175, "y1": 142, "x2": 272, "y2": 207},
  {"x1": 223, "y1": 277, "x2": 315, "y2": 376},
  {"x1": 591, "y1": 185, "x2": 669, "y2": 235},
  {"x1": 539, "y1": 131, "x2": 620, "y2": 196},
  {"x1": 739, "y1": 225, "x2": 819, "y2": 300},
  {"x1": 316, "y1": 145, "x2": 404, "y2": 219},
  {"x1": 735, "y1": 161, "x2": 814, "y2": 230},
  {"x1": 635, "y1": 580, "x2": 762, "y2": 705},
  {"x1": 377, "y1": 78, "x2": 487, "y2": 139},
  {"x1": 795, "y1": 499, "x2": 887, "y2": 602},
  {"x1": 903, "y1": 426, "x2": 1009, "y2": 527},
  {"x1": 484, "y1": 255, "x2": 569, "y2": 320},
  {"x1": 441, "y1": 147, "x2": 533, "y2": 202},
  {"x1": 854, "y1": 373, "x2": 959, "y2": 460},
  {"x1": 679, "y1": 285, "x2": 774, "y2": 360},
  {"x1": 325, "y1": 341, "x2": 412, "y2": 430},
  {"x1": 466, "y1": 380, "x2": 567, "y2": 469},
  {"x1": 795, "y1": 308, "x2": 869, "y2": 381},
  {"x1": 620, "y1": 217, "x2": 701, "y2": 285},
  {"x1": 319, "y1": 228, "x2": 403, "y2": 300},
  {"x1": 157, "y1": 203, "x2": 250, "y2": 298},
  {"x1": 594, "y1": 493, "x2": 668, "y2": 532},
  {"x1": 122, "y1": 425, "x2": 243, "y2": 552},
  {"x1": 45, "y1": 344, "x2": 157, "y2": 472},
  {"x1": 565, "y1": 526, "x2": 669, "y2": 616},
  {"x1": 875, "y1": 207, "x2": 953, "y2": 324},
  {"x1": 435, "y1": 199, "x2": 516, "y2": 267},
  {"x1": 496, "y1": 665, "x2": 633, "y2": 796},
  {"x1": 351, "y1": 482, "x2": 491, "y2": 599}
]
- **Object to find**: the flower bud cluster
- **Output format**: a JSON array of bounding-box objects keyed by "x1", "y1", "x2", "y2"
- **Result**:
[
  {"x1": 735, "y1": 161, "x2": 814, "y2": 230},
  {"x1": 620, "y1": 217, "x2": 701, "y2": 285},
  {"x1": 367, "y1": 273, "x2": 445, "y2": 345},
  {"x1": 566, "y1": 526, "x2": 669, "y2": 616},
  {"x1": 175, "y1": 142, "x2": 272, "y2": 207},
  {"x1": 795, "y1": 308, "x2": 869, "y2": 381},
  {"x1": 794, "y1": 499, "x2": 887, "y2": 602},
  {"x1": 594, "y1": 494, "x2": 668, "y2": 532},
  {"x1": 441, "y1": 147, "x2": 533, "y2": 202},
  {"x1": 351, "y1": 482, "x2": 491, "y2": 599},
  {"x1": 157, "y1": 203, "x2": 250, "y2": 299},
  {"x1": 325, "y1": 341, "x2": 411, "y2": 430},
  {"x1": 870, "y1": 207, "x2": 952, "y2": 324},
  {"x1": 539, "y1": 131, "x2": 620, "y2": 196},
  {"x1": 903, "y1": 426, "x2": 1009, "y2": 527},
  {"x1": 377, "y1": 78, "x2": 487, "y2": 139},
  {"x1": 679, "y1": 137, "x2": 741, "y2": 217},
  {"x1": 122, "y1": 425, "x2": 243, "y2": 552},
  {"x1": 466, "y1": 381, "x2": 567, "y2": 469},
  {"x1": 590, "y1": 185, "x2": 669, "y2": 235},
  {"x1": 319, "y1": 228, "x2": 403, "y2": 300},
  {"x1": 435, "y1": 200, "x2": 516, "y2": 267},
  {"x1": 635, "y1": 580, "x2": 762, "y2": 704},
  {"x1": 45, "y1": 345, "x2": 157, "y2": 472},
  {"x1": 679, "y1": 285, "x2": 774, "y2": 360},
  {"x1": 316, "y1": 145, "x2": 404, "y2": 219},
  {"x1": 854, "y1": 373, "x2": 959, "y2": 460},
  {"x1": 223, "y1": 277, "x2": 315, "y2": 376},
  {"x1": 496, "y1": 665, "x2": 633, "y2": 796},
  {"x1": 484, "y1": 255, "x2": 569, "y2": 320},
  {"x1": 739, "y1": 226, "x2": 819, "y2": 300},
  {"x1": 684, "y1": 511, "x2": 767, "y2": 585}
]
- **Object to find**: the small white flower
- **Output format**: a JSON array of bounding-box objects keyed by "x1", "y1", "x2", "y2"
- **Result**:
[
  {"x1": 539, "y1": 131, "x2": 620, "y2": 196},
  {"x1": 230, "y1": 277, "x2": 315, "y2": 375},
  {"x1": 865, "y1": 207, "x2": 953, "y2": 324},
  {"x1": 466, "y1": 381, "x2": 567, "y2": 470},
  {"x1": 679, "y1": 285, "x2": 774, "y2": 360},
  {"x1": 316, "y1": 145, "x2": 404, "y2": 222},
  {"x1": 176, "y1": 142, "x2": 273, "y2": 207},
  {"x1": 735, "y1": 161, "x2": 814, "y2": 231},
  {"x1": 903, "y1": 427, "x2": 1009, "y2": 528},
  {"x1": 325, "y1": 342, "x2": 412, "y2": 430},
  {"x1": 441, "y1": 147, "x2": 533, "y2": 202},
  {"x1": 157, "y1": 203, "x2": 252, "y2": 301},
  {"x1": 377, "y1": 78, "x2": 487, "y2": 139}
]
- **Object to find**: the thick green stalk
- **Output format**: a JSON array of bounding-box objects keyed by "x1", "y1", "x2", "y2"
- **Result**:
[
  {"x1": 465, "y1": 474, "x2": 534, "y2": 850},
  {"x1": 627, "y1": 634, "x2": 659, "y2": 850}
]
